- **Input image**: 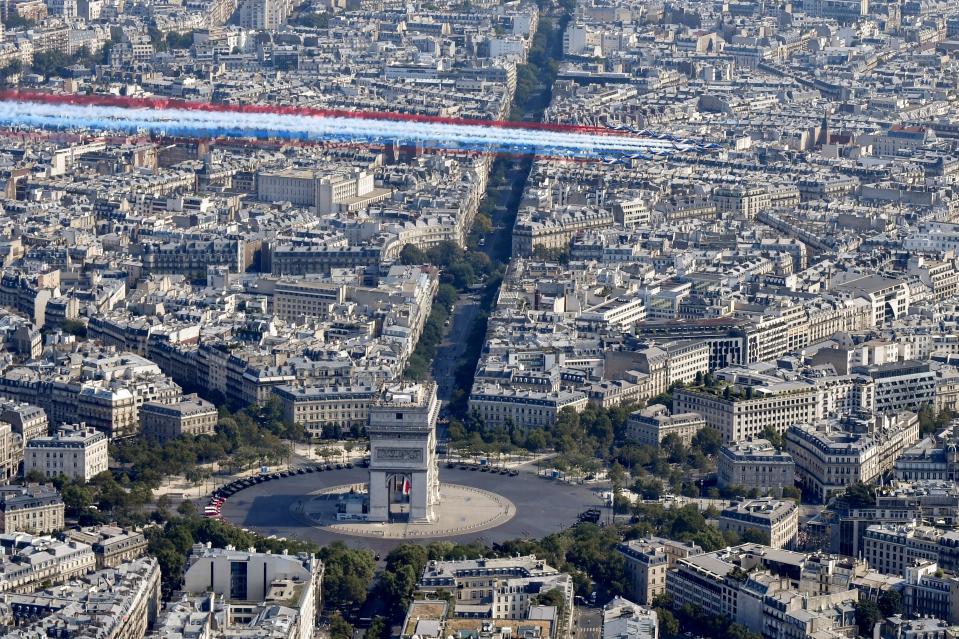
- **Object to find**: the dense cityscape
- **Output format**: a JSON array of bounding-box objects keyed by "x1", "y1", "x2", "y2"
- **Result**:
[{"x1": 0, "y1": 0, "x2": 955, "y2": 638}]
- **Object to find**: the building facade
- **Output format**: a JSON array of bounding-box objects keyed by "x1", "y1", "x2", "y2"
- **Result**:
[
  {"x1": 625, "y1": 404, "x2": 704, "y2": 448},
  {"x1": 24, "y1": 424, "x2": 108, "y2": 482},
  {"x1": 141, "y1": 394, "x2": 218, "y2": 443},
  {"x1": 718, "y1": 498, "x2": 799, "y2": 549},
  {"x1": 718, "y1": 439, "x2": 796, "y2": 494},
  {"x1": 0, "y1": 484, "x2": 63, "y2": 534}
]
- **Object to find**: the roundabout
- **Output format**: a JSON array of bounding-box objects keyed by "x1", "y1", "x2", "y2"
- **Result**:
[
  {"x1": 219, "y1": 464, "x2": 609, "y2": 553},
  {"x1": 295, "y1": 482, "x2": 516, "y2": 539}
]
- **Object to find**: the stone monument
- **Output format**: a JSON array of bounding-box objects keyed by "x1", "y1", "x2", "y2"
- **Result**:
[{"x1": 367, "y1": 381, "x2": 440, "y2": 523}]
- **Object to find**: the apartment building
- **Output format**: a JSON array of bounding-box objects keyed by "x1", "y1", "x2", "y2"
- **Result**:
[
  {"x1": 76, "y1": 383, "x2": 139, "y2": 440},
  {"x1": 24, "y1": 424, "x2": 108, "y2": 482},
  {"x1": 135, "y1": 239, "x2": 246, "y2": 277},
  {"x1": 617, "y1": 537, "x2": 702, "y2": 605},
  {"x1": 625, "y1": 404, "x2": 704, "y2": 448},
  {"x1": 663, "y1": 340, "x2": 711, "y2": 385},
  {"x1": 272, "y1": 385, "x2": 376, "y2": 436},
  {"x1": 4, "y1": 556, "x2": 160, "y2": 638},
  {"x1": 78, "y1": 375, "x2": 183, "y2": 440},
  {"x1": 0, "y1": 484, "x2": 63, "y2": 534},
  {"x1": 718, "y1": 439, "x2": 795, "y2": 494},
  {"x1": 673, "y1": 382, "x2": 819, "y2": 443},
  {"x1": 256, "y1": 168, "x2": 387, "y2": 214},
  {"x1": 0, "y1": 402, "x2": 48, "y2": 443},
  {"x1": 0, "y1": 533, "x2": 97, "y2": 593},
  {"x1": 877, "y1": 616, "x2": 959, "y2": 639},
  {"x1": 587, "y1": 379, "x2": 648, "y2": 409},
  {"x1": 417, "y1": 555, "x2": 573, "y2": 637},
  {"x1": 0, "y1": 421, "x2": 21, "y2": 484},
  {"x1": 718, "y1": 498, "x2": 799, "y2": 549},
  {"x1": 712, "y1": 185, "x2": 771, "y2": 218},
  {"x1": 786, "y1": 412, "x2": 920, "y2": 503},
  {"x1": 64, "y1": 525, "x2": 148, "y2": 569},
  {"x1": 862, "y1": 524, "x2": 959, "y2": 577},
  {"x1": 895, "y1": 437, "x2": 959, "y2": 481},
  {"x1": 469, "y1": 384, "x2": 588, "y2": 429},
  {"x1": 832, "y1": 275, "x2": 910, "y2": 327},
  {"x1": 666, "y1": 544, "x2": 857, "y2": 635},
  {"x1": 141, "y1": 394, "x2": 218, "y2": 443},
  {"x1": 901, "y1": 561, "x2": 959, "y2": 625}
]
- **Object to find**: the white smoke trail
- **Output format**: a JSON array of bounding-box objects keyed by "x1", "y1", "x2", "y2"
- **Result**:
[{"x1": 0, "y1": 100, "x2": 693, "y2": 158}]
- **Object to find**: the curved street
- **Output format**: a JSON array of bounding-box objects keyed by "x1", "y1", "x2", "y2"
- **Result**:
[{"x1": 220, "y1": 464, "x2": 609, "y2": 554}]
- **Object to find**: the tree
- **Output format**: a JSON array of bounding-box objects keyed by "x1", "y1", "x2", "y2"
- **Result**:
[
  {"x1": 292, "y1": 11, "x2": 330, "y2": 28},
  {"x1": 741, "y1": 528, "x2": 769, "y2": 544},
  {"x1": 399, "y1": 243, "x2": 428, "y2": 265},
  {"x1": 691, "y1": 427, "x2": 722, "y2": 455},
  {"x1": 319, "y1": 542, "x2": 376, "y2": 611},
  {"x1": 834, "y1": 482, "x2": 876, "y2": 509},
  {"x1": 878, "y1": 590, "x2": 902, "y2": 618},
  {"x1": 166, "y1": 31, "x2": 195, "y2": 50},
  {"x1": 435, "y1": 283, "x2": 458, "y2": 310},
  {"x1": 148, "y1": 26, "x2": 168, "y2": 52},
  {"x1": 532, "y1": 588, "x2": 565, "y2": 614},
  {"x1": 185, "y1": 467, "x2": 209, "y2": 486},
  {"x1": 918, "y1": 405, "x2": 953, "y2": 437},
  {"x1": 32, "y1": 49, "x2": 72, "y2": 77},
  {"x1": 656, "y1": 608, "x2": 680, "y2": 638},
  {"x1": 61, "y1": 318, "x2": 87, "y2": 337},
  {"x1": 379, "y1": 564, "x2": 418, "y2": 617},
  {"x1": 4, "y1": 12, "x2": 34, "y2": 29},
  {"x1": 633, "y1": 477, "x2": 662, "y2": 500},
  {"x1": 473, "y1": 212, "x2": 493, "y2": 235},
  {"x1": 781, "y1": 486, "x2": 802, "y2": 501},
  {"x1": 385, "y1": 544, "x2": 429, "y2": 575},
  {"x1": 61, "y1": 482, "x2": 96, "y2": 516},
  {"x1": 661, "y1": 433, "x2": 687, "y2": 464},
  {"x1": 24, "y1": 469, "x2": 46, "y2": 483},
  {"x1": 855, "y1": 600, "x2": 880, "y2": 637},
  {"x1": 365, "y1": 616, "x2": 389, "y2": 639},
  {"x1": 761, "y1": 425, "x2": 784, "y2": 449},
  {"x1": 316, "y1": 447, "x2": 338, "y2": 464},
  {"x1": 329, "y1": 612, "x2": 354, "y2": 639}
]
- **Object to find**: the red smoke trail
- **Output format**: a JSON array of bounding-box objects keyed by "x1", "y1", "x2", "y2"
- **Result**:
[{"x1": 0, "y1": 90, "x2": 633, "y2": 138}]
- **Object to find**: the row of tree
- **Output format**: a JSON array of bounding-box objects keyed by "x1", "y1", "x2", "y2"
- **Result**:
[{"x1": 403, "y1": 283, "x2": 458, "y2": 380}]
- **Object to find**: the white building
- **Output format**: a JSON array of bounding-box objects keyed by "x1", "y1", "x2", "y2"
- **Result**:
[
  {"x1": 717, "y1": 439, "x2": 795, "y2": 494},
  {"x1": 24, "y1": 424, "x2": 108, "y2": 482},
  {"x1": 601, "y1": 597, "x2": 658, "y2": 639},
  {"x1": 786, "y1": 412, "x2": 920, "y2": 504},
  {"x1": 673, "y1": 382, "x2": 819, "y2": 443},
  {"x1": 625, "y1": 404, "x2": 704, "y2": 448},
  {"x1": 180, "y1": 543, "x2": 323, "y2": 639},
  {"x1": 718, "y1": 498, "x2": 799, "y2": 549}
]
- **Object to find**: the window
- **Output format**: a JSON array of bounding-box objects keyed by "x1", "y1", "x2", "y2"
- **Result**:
[{"x1": 230, "y1": 561, "x2": 248, "y2": 600}]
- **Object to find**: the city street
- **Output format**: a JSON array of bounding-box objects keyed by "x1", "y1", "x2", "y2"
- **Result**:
[
  {"x1": 432, "y1": 291, "x2": 481, "y2": 403},
  {"x1": 572, "y1": 607, "x2": 602, "y2": 639}
]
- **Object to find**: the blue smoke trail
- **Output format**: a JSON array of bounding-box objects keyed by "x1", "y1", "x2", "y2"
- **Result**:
[{"x1": 0, "y1": 100, "x2": 697, "y2": 159}]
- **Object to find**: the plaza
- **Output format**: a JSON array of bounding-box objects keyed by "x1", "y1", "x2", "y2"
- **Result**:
[{"x1": 219, "y1": 465, "x2": 608, "y2": 553}]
